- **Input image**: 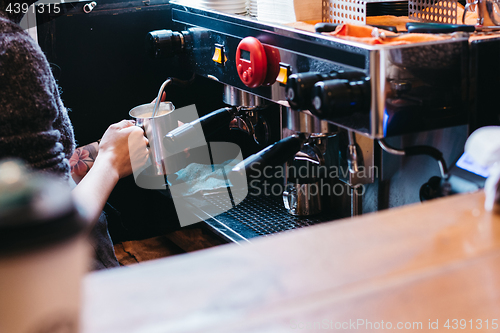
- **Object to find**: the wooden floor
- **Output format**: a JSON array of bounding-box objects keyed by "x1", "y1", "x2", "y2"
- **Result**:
[{"x1": 114, "y1": 225, "x2": 226, "y2": 265}]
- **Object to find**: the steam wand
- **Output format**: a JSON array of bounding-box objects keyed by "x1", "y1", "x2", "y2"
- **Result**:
[
  {"x1": 378, "y1": 139, "x2": 452, "y2": 202},
  {"x1": 152, "y1": 75, "x2": 195, "y2": 118},
  {"x1": 377, "y1": 139, "x2": 449, "y2": 179}
]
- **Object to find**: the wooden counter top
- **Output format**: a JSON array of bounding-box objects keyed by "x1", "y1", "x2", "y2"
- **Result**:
[{"x1": 82, "y1": 191, "x2": 500, "y2": 332}]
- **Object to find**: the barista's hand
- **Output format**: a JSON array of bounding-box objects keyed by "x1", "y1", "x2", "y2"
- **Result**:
[{"x1": 97, "y1": 120, "x2": 149, "y2": 179}]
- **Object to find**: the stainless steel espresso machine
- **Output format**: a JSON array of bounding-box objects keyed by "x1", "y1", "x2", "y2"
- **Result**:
[{"x1": 146, "y1": 2, "x2": 474, "y2": 242}]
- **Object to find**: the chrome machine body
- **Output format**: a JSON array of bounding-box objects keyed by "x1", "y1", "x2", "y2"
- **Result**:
[{"x1": 149, "y1": 2, "x2": 472, "y2": 242}]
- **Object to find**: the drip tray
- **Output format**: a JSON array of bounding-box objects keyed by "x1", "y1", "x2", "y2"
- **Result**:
[{"x1": 200, "y1": 191, "x2": 336, "y2": 243}]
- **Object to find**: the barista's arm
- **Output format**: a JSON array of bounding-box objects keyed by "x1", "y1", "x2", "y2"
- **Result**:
[
  {"x1": 70, "y1": 142, "x2": 99, "y2": 184},
  {"x1": 72, "y1": 120, "x2": 149, "y2": 224},
  {"x1": 70, "y1": 88, "x2": 165, "y2": 186}
]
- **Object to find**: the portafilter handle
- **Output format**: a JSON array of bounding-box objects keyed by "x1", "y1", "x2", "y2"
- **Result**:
[
  {"x1": 163, "y1": 106, "x2": 237, "y2": 154},
  {"x1": 229, "y1": 134, "x2": 305, "y2": 188}
]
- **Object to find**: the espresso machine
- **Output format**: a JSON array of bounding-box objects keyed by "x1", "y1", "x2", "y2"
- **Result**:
[{"x1": 145, "y1": 2, "x2": 473, "y2": 242}]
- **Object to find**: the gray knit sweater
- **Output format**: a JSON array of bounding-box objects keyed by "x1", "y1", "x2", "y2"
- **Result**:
[{"x1": 0, "y1": 12, "x2": 75, "y2": 180}]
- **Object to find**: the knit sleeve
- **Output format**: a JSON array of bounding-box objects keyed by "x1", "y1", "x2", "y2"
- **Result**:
[
  {"x1": 51, "y1": 82, "x2": 76, "y2": 162},
  {"x1": 0, "y1": 15, "x2": 76, "y2": 180}
]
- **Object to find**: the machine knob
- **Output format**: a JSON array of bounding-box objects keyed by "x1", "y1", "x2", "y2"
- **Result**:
[
  {"x1": 311, "y1": 76, "x2": 370, "y2": 119},
  {"x1": 146, "y1": 30, "x2": 186, "y2": 59},
  {"x1": 286, "y1": 72, "x2": 332, "y2": 111},
  {"x1": 286, "y1": 71, "x2": 368, "y2": 111}
]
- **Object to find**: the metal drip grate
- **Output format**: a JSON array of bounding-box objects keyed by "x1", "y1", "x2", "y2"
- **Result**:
[{"x1": 203, "y1": 191, "x2": 331, "y2": 239}]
